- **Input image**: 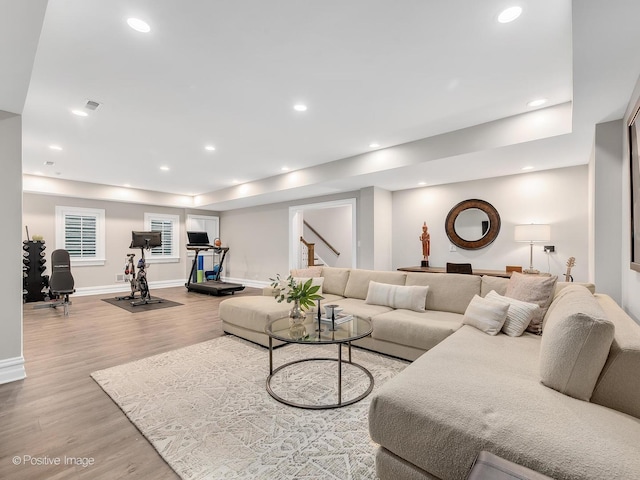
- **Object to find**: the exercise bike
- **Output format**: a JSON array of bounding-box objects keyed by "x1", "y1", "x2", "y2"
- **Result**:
[{"x1": 115, "y1": 231, "x2": 163, "y2": 306}]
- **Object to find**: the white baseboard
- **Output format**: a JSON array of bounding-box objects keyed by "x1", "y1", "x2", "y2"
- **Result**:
[
  {"x1": 0, "y1": 356, "x2": 26, "y2": 384},
  {"x1": 221, "y1": 276, "x2": 270, "y2": 289},
  {"x1": 74, "y1": 277, "x2": 268, "y2": 297},
  {"x1": 74, "y1": 279, "x2": 186, "y2": 297}
]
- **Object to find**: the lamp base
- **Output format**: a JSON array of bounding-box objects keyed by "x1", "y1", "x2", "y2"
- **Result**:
[{"x1": 523, "y1": 268, "x2": 540, "y2": 274}]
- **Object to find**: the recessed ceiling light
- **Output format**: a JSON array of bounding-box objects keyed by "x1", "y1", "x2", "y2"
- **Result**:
[
  {"x1": 49, "y1": 145, "x2": 62, "y2": 151},
  {"x1": 418, "y1": 181, "x2": 427, "y2": 186},
  {"x1": 498, "y1": 6, "x2": 522, "y2": 23},
  {"x1": 527, "y1": 98, "x2": 547, "y2": 107},
  {"x1": 369, "y1": 143, "x2": 380, "y2": 148},
  {"x1": 127, "y1": 18, "x2": 151, "y2": 33},
  {"x1": 43, "y1": 161, "x2": 55, "y2": 166},
  {"x1": 522, "y1": 166, "x2": 534, "y2": 171},
  {"x1": 160, "y1": 166, "x2": 170, "y2": 171},
  {"x1": 71, "y1": 109, "x2": 88, "y2": 117},
  {"x1": 205, "y1": 145, "x2": 216, "y2": 151},
  {"x1": 281, "y1": 166, "x2": 290, "y2": 171},
  {"x1": 293, "y1": 104, "x2": 307, "y2": 112}
]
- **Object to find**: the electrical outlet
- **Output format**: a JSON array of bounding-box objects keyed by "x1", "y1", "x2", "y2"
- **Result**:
[
  {"x1": 543, "y1": 245, "x2": 555, "y2": 253},
  {"x1": 116, "y1": 273, "x2": 125, "y2": 282}
]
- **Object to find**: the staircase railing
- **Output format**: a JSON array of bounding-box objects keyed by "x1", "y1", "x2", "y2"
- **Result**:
[
  {"x1": 299, "y1": 237, "x2": 316, "y2": 267},
  {"x1": 303, "y1": 220, "x2": 340, "y2": 257}
]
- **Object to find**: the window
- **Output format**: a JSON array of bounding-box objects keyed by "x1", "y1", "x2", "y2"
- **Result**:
[
  {"x1": 144, "y1": 213, "x2": 180, "y2": 263},
  {"x1": 55, "y1": 206, "x2": 106, "y2": 266},
  {"x1": 186, "y1": 214, "x2": 219, "y2": 258}
]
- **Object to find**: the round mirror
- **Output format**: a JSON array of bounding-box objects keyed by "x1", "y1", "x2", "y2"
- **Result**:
[
  {"x1": 445, "y1": 199, "x2": 501, "y2": 250},
  {"x1": 453, "y1": 208, "x2": 490, "y2": 241}
]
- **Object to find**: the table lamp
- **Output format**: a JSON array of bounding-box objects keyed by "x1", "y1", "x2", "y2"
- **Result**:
[{"x1": 514, "y1": 224, "x2": 550, "y2": 274}]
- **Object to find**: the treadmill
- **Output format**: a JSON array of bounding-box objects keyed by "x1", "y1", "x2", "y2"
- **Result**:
[{"x1": 185, "y1": 232, "x2": 245, "y2": 296}]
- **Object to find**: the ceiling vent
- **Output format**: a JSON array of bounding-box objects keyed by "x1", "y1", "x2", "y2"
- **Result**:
[{"x1": 84, "y1": 99, "x2": 102, "y2": 111}]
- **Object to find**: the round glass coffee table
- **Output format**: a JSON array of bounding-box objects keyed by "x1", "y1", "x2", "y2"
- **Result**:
[{"x1": 265, "y1": 316, "x2": 373, "y2": 409}]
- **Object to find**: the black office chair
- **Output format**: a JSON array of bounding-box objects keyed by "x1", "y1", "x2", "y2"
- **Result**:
[
  {"x1": 446, "y1": 262, "x2": 473, "y2": 275},
  {"x1": 48, "y1": 249, "x2": 75, "y2": 315}
]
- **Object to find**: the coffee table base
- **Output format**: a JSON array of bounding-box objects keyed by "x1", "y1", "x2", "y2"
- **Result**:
[{"x1": 266, "y1": 356, "x2": 374, "y2": 410}]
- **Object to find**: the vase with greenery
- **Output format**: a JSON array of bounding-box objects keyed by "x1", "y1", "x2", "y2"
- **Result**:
[{"x1": 269, "y1": 274, "x2": 323, "y2": 339}]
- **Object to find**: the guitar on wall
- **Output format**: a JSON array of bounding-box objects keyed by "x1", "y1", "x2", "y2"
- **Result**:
[{"x1": 564, "y1": 257, "x2": 575, "y2": 282}]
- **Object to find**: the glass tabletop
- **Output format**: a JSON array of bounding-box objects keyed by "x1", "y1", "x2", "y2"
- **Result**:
[{"x1": 265, "y1": 316, "x2": 372, "y2": 344}]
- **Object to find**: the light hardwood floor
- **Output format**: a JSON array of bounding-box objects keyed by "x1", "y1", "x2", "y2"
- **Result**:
[{"x1": 0, "y1": 286, "x2": 261, "y2": 479}]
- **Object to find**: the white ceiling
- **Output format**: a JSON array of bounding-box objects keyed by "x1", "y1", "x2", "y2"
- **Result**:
[{"x1": 5, "y1": 1, "x2": 640, "y2": 210}]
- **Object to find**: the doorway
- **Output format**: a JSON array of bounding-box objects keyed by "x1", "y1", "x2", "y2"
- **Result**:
[{"x1": 289, "y1": 198, "x2": 357, "y2": 270}]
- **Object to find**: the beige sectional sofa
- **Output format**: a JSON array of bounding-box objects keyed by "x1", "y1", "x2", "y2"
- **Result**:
[{"x1": 219, "y1": 267, "x2": 640, "y2": 480}]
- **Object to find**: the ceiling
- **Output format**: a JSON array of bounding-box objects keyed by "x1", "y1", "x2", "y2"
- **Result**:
[{"x1": 5, "y1": 1, "x2": 640, "y2": 210}]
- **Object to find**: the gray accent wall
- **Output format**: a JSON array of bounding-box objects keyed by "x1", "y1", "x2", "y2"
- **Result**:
[{"x1": 0, "y1": 112, "x2": 25, "y2": 383}]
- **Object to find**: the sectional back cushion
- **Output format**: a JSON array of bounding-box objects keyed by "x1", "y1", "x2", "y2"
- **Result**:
[
  {"x1": 405, "y1": 272, "x2": 481, "y2": 314},
  {"x1": 539, "y1": 285, "x2": 615, "y2": 401},
  {"x1": 480, "y1": 276, "x2": 509, "y2": 297},
  {"x1": 365, "y1": 281, "x2": 428, "y2": 312},
  {"x1": 290, "y1": 266, "x2": 323, "y2": 278},
  {"x1": 343, "y1": 269, "x2": 406, "y2": 300},
  {"x1": 590, "y1": 294, "x2": 640, "y2": 419},
  {"x1": 320, "y1": 267, "x2": 351, "y2": 296},
  {"x1": 505, "y1": 272, "x2": 557, "y2": 334}
]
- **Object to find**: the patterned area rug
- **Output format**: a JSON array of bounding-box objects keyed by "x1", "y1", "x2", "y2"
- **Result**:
[{"x1": 91, "y1": 335, "x2": 408, "y2": 480}]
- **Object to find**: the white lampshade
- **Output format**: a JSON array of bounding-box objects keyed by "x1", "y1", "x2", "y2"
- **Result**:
[{"x1": 514, "y1": 224, "x2": 550, "y2": 243}]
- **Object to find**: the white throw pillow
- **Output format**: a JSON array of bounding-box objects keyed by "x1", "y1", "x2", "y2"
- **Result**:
[
  {"x1": 365, "y1": 281, "x2": 428, "y2": 312},
  {"x1": 462, "y1": 295, "x2": 509, "y2": 336},
  {"x1": 293, "y1": 277, "x2": 324, "y2": 296},
  {"x1": 485, "y1": 290, "x2": 541, "y2": 337}
]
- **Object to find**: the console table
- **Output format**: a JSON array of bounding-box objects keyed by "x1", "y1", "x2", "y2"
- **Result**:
[{"x1": 397, "y1": 266, "x2": 512, "y2": 278}]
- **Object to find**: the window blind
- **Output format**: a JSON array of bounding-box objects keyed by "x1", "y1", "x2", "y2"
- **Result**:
[
  {"x1": 150, "y1": 219, "x2": 173, "y2": 256},
  {"x1": 64, "y1": 214, "x2": 97, "y2": 258}
]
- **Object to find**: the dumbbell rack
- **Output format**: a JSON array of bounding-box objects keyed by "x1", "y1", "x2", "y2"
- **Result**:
[{"x1": 22, "y1": 240, "x2": 49, "y2": 303}]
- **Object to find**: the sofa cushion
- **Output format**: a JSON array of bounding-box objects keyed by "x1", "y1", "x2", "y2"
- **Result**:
[
  {"x1": 320, "y1": 267, "x2": 351, "y2": 296},
  {"x1": 365, "y1": 281, "x2": 428, "y2": 312},
  {"x1": 485, "y1": 290, "x2": 541, "y2": 337},
  {"x1": 480, "y1": 275, "x2": 509, "y2": 297},
  {"x1": 505, "y1": 272, "x2": 557, "y2": 334},
  {"x1": 590, "y1": 294, "x2": 640, "y2": 419},
  {"x1": 290, "y1": 265, "x2": 323, "y2": 277},
  {"x1": 369, "y1": 325, "x2": 640, "y2": 480},
  {"x1": 462, "y1": 295, "x2": 509, "y2": 335},
  {"x1": 329, "y1": 297, "x2": 393, "y2": 320},
  {"x1": 343, "y1": 269, "x2": 406, "y2": 300},
  {"x1": 539, "y1": 285, "x2": 615, "y2": 401},
  {"x1": 219, "y1": 296, "x2": 291, "y2": 331},
  {"x1": 405, "y1": 272, "x2": 481, "y2": 314},
  {"x1": 371, "y1": 309, "x2": 462, "y2": 351}
]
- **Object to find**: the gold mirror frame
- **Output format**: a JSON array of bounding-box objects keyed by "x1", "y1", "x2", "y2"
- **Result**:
[{"x1": 445, "y1": 199, "x2": 501, "y2": 250}]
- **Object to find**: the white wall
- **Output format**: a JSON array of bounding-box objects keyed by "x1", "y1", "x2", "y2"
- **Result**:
[
  {"x1": 22, "y1": 193, "x2": 218, "y2": 293},
  {"x1": 593, "y1": 120, "x2": 623, "y2": 303},
  {"x1": 392, "y1": 166, "x2": 589, "y2": 281},
  {"x1": 220, "y1": 192, "x2": 361, "y2": 282},
  {"x1": 303, "y1": 206, "x2": 352, "y2": 268},
  {"x1": 0, "y1": 112, "x2": 25, "y2": 384}
]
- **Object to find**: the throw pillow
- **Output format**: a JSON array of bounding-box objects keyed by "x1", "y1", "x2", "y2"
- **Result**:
[
  {"x1": 505, "y1": 272, "x2": 557, "y2": 334},
  {"x1": 293, "y1": 276, "x2": 324, "y2": 296},
  {"x1": 485, "y1": 290, "x2": 541, "y2": 337},
  {"x1": 290, "y1": 266, "x2": 323, "y2": 278},
  {"x1": 539, "y1": 287, "x2": 615, "y2": 401},
  {"x1": 365, "y1": 281, "x2": 428, "y2": 312},
  {"x1": 462, "y1": 295, "x2": 509, "y2": 336}
]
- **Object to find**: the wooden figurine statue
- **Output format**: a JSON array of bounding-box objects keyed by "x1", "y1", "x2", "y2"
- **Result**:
[{"x1": 419, "y1": 222, "x2": 430, "y2": 267}]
